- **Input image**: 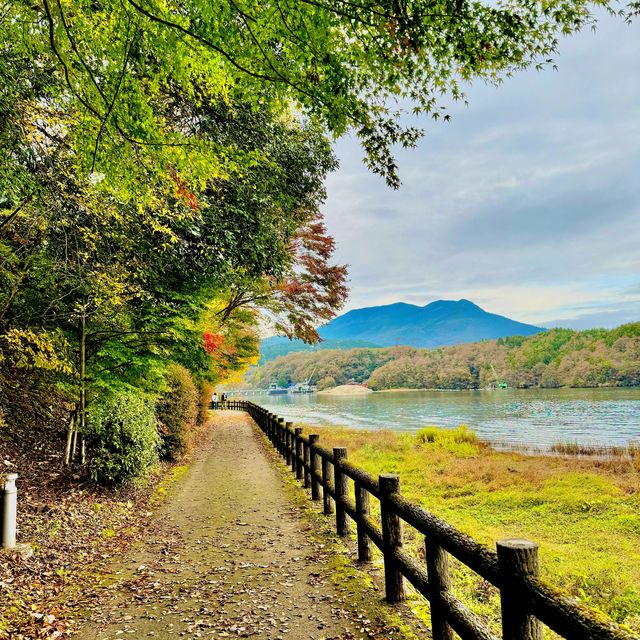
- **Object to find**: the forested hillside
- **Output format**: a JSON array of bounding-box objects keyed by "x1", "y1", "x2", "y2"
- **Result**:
[{"x1": 247, "y1": 324, "x2": 640, "y2": 390}]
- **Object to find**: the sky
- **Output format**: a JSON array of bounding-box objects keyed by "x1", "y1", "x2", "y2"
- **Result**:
[{"x1": 323, "y1": 13, "x2": 640, "y2": 330}]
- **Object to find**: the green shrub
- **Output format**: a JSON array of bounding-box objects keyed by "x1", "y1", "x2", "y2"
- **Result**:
[
  {"x1": 416, "y1": 424, "x2": 479, "y2": 456},
  {"x1": 197, "y1": 381, "x2": 213, "y2": 426},
  {"x1": 88, "y1": 391, "x2": 160, "y2": 485},
  {"x1": 156, "y1": 364, "x2": 198, "y2": 460}
]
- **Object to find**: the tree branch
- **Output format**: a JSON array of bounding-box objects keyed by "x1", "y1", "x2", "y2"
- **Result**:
[
  {"x1": 0, "y1": 197, "x2": 31, "y2": 233},
  {"x1": 125, "y1": 0, "x2": 278, "y2": 82}
]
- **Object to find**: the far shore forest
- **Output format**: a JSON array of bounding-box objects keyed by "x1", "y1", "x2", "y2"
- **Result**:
[{"x1": 247, "y1": 323, "x2": 640, "y2": 391}]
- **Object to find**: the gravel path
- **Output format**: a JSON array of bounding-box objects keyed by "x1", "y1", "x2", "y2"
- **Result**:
[{"x1": 75, "y1": 411, "x2": 421, "y2": 640}]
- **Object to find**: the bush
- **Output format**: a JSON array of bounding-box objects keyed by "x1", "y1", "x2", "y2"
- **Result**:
[
  {"x1": 415, "y1": 424, "x2": 479, "y2": 456},
  {"x1": 88, "y1": 391, "x2": 160, "y2": 485},
  {"x1": 156, "y1": 364, "x2": 198, "y2": 460},
  {"x1": 197, "y1": 381, "x2": 214, "y2": 426}
]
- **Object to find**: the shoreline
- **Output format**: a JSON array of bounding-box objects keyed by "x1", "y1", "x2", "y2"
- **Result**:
[
  {"x1": 296, "y1": 420, "x2": 640, "y2": 460},
  {"x1": 372, "y1": 384, "x2": 638, "y2": 393},
  {"x1": 242, "y1": 387, "x2": 639, "y2": 451},
  {"x1": 247, "y1": 384, "x2": 639, "y2": 394}
]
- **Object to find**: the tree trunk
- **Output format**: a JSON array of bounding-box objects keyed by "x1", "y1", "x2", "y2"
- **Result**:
[
  {"x1": 73, "y1": 308, "x2": 87, "y2": 466},
  {"x1": 64, "y1": 412, "x2": 75, "y2": 466}
]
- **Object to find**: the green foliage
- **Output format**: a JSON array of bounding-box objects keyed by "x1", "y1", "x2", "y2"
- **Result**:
[
  {"x1": 156, "y1": 365, "x2": 198, "y2": 460},
  {"x1": 246, "y1": 346, "x2": 409, "y2": 388},
  {"x1": 88, "y1": 391, "x2": 160, "y2": 485},
  {"x1": 416, "y1": 425, "x2": 479, "y2": 456},
  {"x1": 0, "y1": 92, "x2": 340, "y2": 436},
  {"x1": 251, "y1": 324, "x2": 640, "y2": 390},
  {"x1": 197, "y1": 381, "x2": 214, "y2": 426},
  {"x1": 2, "y1": 0, "x2": 620, "y2": 190},
  {"x1": 259, "y1": 338, "x2": 381, "y2": 363}
]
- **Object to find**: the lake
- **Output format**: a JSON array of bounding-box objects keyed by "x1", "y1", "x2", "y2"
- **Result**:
[{"x1": 254, "y1": 388, "x2": 640, "y2": 449}]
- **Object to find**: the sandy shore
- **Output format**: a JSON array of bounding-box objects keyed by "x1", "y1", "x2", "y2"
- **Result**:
[{"x1": 317, "y1": 384, "x2": 373, "y2": 396}]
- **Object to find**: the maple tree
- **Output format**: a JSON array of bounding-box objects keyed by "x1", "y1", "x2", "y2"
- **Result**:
[
  {"x1": 0, "y1": 89, "x2": 342, "y2": 456},
  {"x1": 219, "y1": 212, "x2": 348, "y2": 343}
]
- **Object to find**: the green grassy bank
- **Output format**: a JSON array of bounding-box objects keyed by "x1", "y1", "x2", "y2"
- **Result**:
[{"x1": 304, "y1": 424, "x2": 640, "y2": 636}]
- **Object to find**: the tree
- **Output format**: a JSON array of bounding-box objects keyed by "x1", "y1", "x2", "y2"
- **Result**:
[
  {"x1": 249, "y1": 324, "x2": 640, "y2": 390},
  {"x1": 0, "y1": 90, "x2": 346, "y2": 448},
  {"x1": 217, "y1": 211, "x2": 348, "y2": 343},
  {"x1": 3, "y1": 0, "x2": 631, "y2": 191}
]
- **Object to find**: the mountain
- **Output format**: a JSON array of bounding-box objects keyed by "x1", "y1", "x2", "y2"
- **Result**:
[
  {"x1": 261, "y1": 299, "x2": 544, "y2": 361},
  {"x1": 320, "y1": 299, "x2": 543, "y2": 346}
]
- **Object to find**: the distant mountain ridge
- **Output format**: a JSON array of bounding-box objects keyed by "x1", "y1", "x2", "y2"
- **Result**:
[{"x1": 261, "y1": 299, "x2": 544, "y2": 361}]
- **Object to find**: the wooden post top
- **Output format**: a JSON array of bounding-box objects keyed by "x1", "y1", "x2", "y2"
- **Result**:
[
  {"x1": 379, "y1": 474, "x2": 400, "y2": 494},
  {"x1": 497, "y1": 539, "x2": 538, "y2": 551},
  {"x1": 497, "y1": 538, "x2": 540, "y2": 577}
]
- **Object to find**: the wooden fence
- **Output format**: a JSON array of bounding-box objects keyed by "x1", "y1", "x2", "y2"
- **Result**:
[{"x1": 225, "y1": 401, "x2": 638, "y2": 640}]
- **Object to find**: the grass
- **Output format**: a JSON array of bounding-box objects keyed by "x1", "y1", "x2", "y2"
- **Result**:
[
  {"x1": 300, "y1": 423, "x2": 640, "y2": 636},
  {"x1": 550, "y1": 440, "x2": 640, "y2": 458}
]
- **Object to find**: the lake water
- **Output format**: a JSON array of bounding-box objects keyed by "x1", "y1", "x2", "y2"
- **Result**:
[{"x1": 254, "y1": 388, "x2": 640, "y2": 449}]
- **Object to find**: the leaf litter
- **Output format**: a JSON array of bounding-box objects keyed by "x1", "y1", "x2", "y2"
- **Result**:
[{"x1": 3, "y1": 412, "x2": 428, "y2": 639}]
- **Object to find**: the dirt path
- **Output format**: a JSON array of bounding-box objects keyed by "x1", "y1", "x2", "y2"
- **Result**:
[{"x1": 75, "y1": 412, "x2": 424, "y2": 640}]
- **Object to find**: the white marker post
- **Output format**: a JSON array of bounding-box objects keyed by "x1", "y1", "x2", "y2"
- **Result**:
[{"x1": 2, "y1": 473, "x2": 18, "y2": 549}]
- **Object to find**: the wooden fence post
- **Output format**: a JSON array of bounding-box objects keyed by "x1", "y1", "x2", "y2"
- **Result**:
[
  {"x1": 285, "y1": 422, "x2": 293, "y2": 466},
  {"x1": 309, "y1": 435, "x2": 320, "y2": 501},
  {"x1": 355, "y1": 482, "x2": 372, "y2": 562},
  {"x1": 425, "y1": 538, "x2": 455, "y2": 640},
  {"x1": 277, "y1": 418, "x2": 285, "y2": 457},
  {"x1": 333, "y1": 448, "x2": 350, "y2": 536},
  {"x1": 380, "y1": 473, "x2": 405, "y2": 603},
  {"x1": 295, "y1": 428, "x2": 303, "y2": 480},
  {"x1": 497, "y1": 539, "x2": 543, "y2": 640},
  {"x1": 303, "y1": 439, "x2": 311, "y2": 488},
  {"x1": 322, "y1": 457, "x2": 333, "y2": 515},
  {"x1": 272, "y1": 415, "x2": 278, "y2": 447},
  {"x1": 267, "y1": 413, "x2": 274, "y2": 442}
]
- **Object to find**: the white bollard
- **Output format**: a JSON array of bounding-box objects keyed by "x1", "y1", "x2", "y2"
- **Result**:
[{"x1": 2, "y1": 473, "x2": 18, "y2": 549}]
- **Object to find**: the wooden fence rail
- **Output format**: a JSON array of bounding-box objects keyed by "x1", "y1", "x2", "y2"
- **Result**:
[{"x1": 222, "y1": 400, "x2": 638, "y2": 640}]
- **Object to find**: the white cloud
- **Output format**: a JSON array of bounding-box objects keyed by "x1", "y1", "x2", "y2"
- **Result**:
[{"x1": 324, "y1": 15, "x2": 640, "y2": 329}]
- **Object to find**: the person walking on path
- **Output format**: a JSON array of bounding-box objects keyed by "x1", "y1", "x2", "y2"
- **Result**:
[{"x1": 211, "y1": 391, "x2": 218, "y2": 409}]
